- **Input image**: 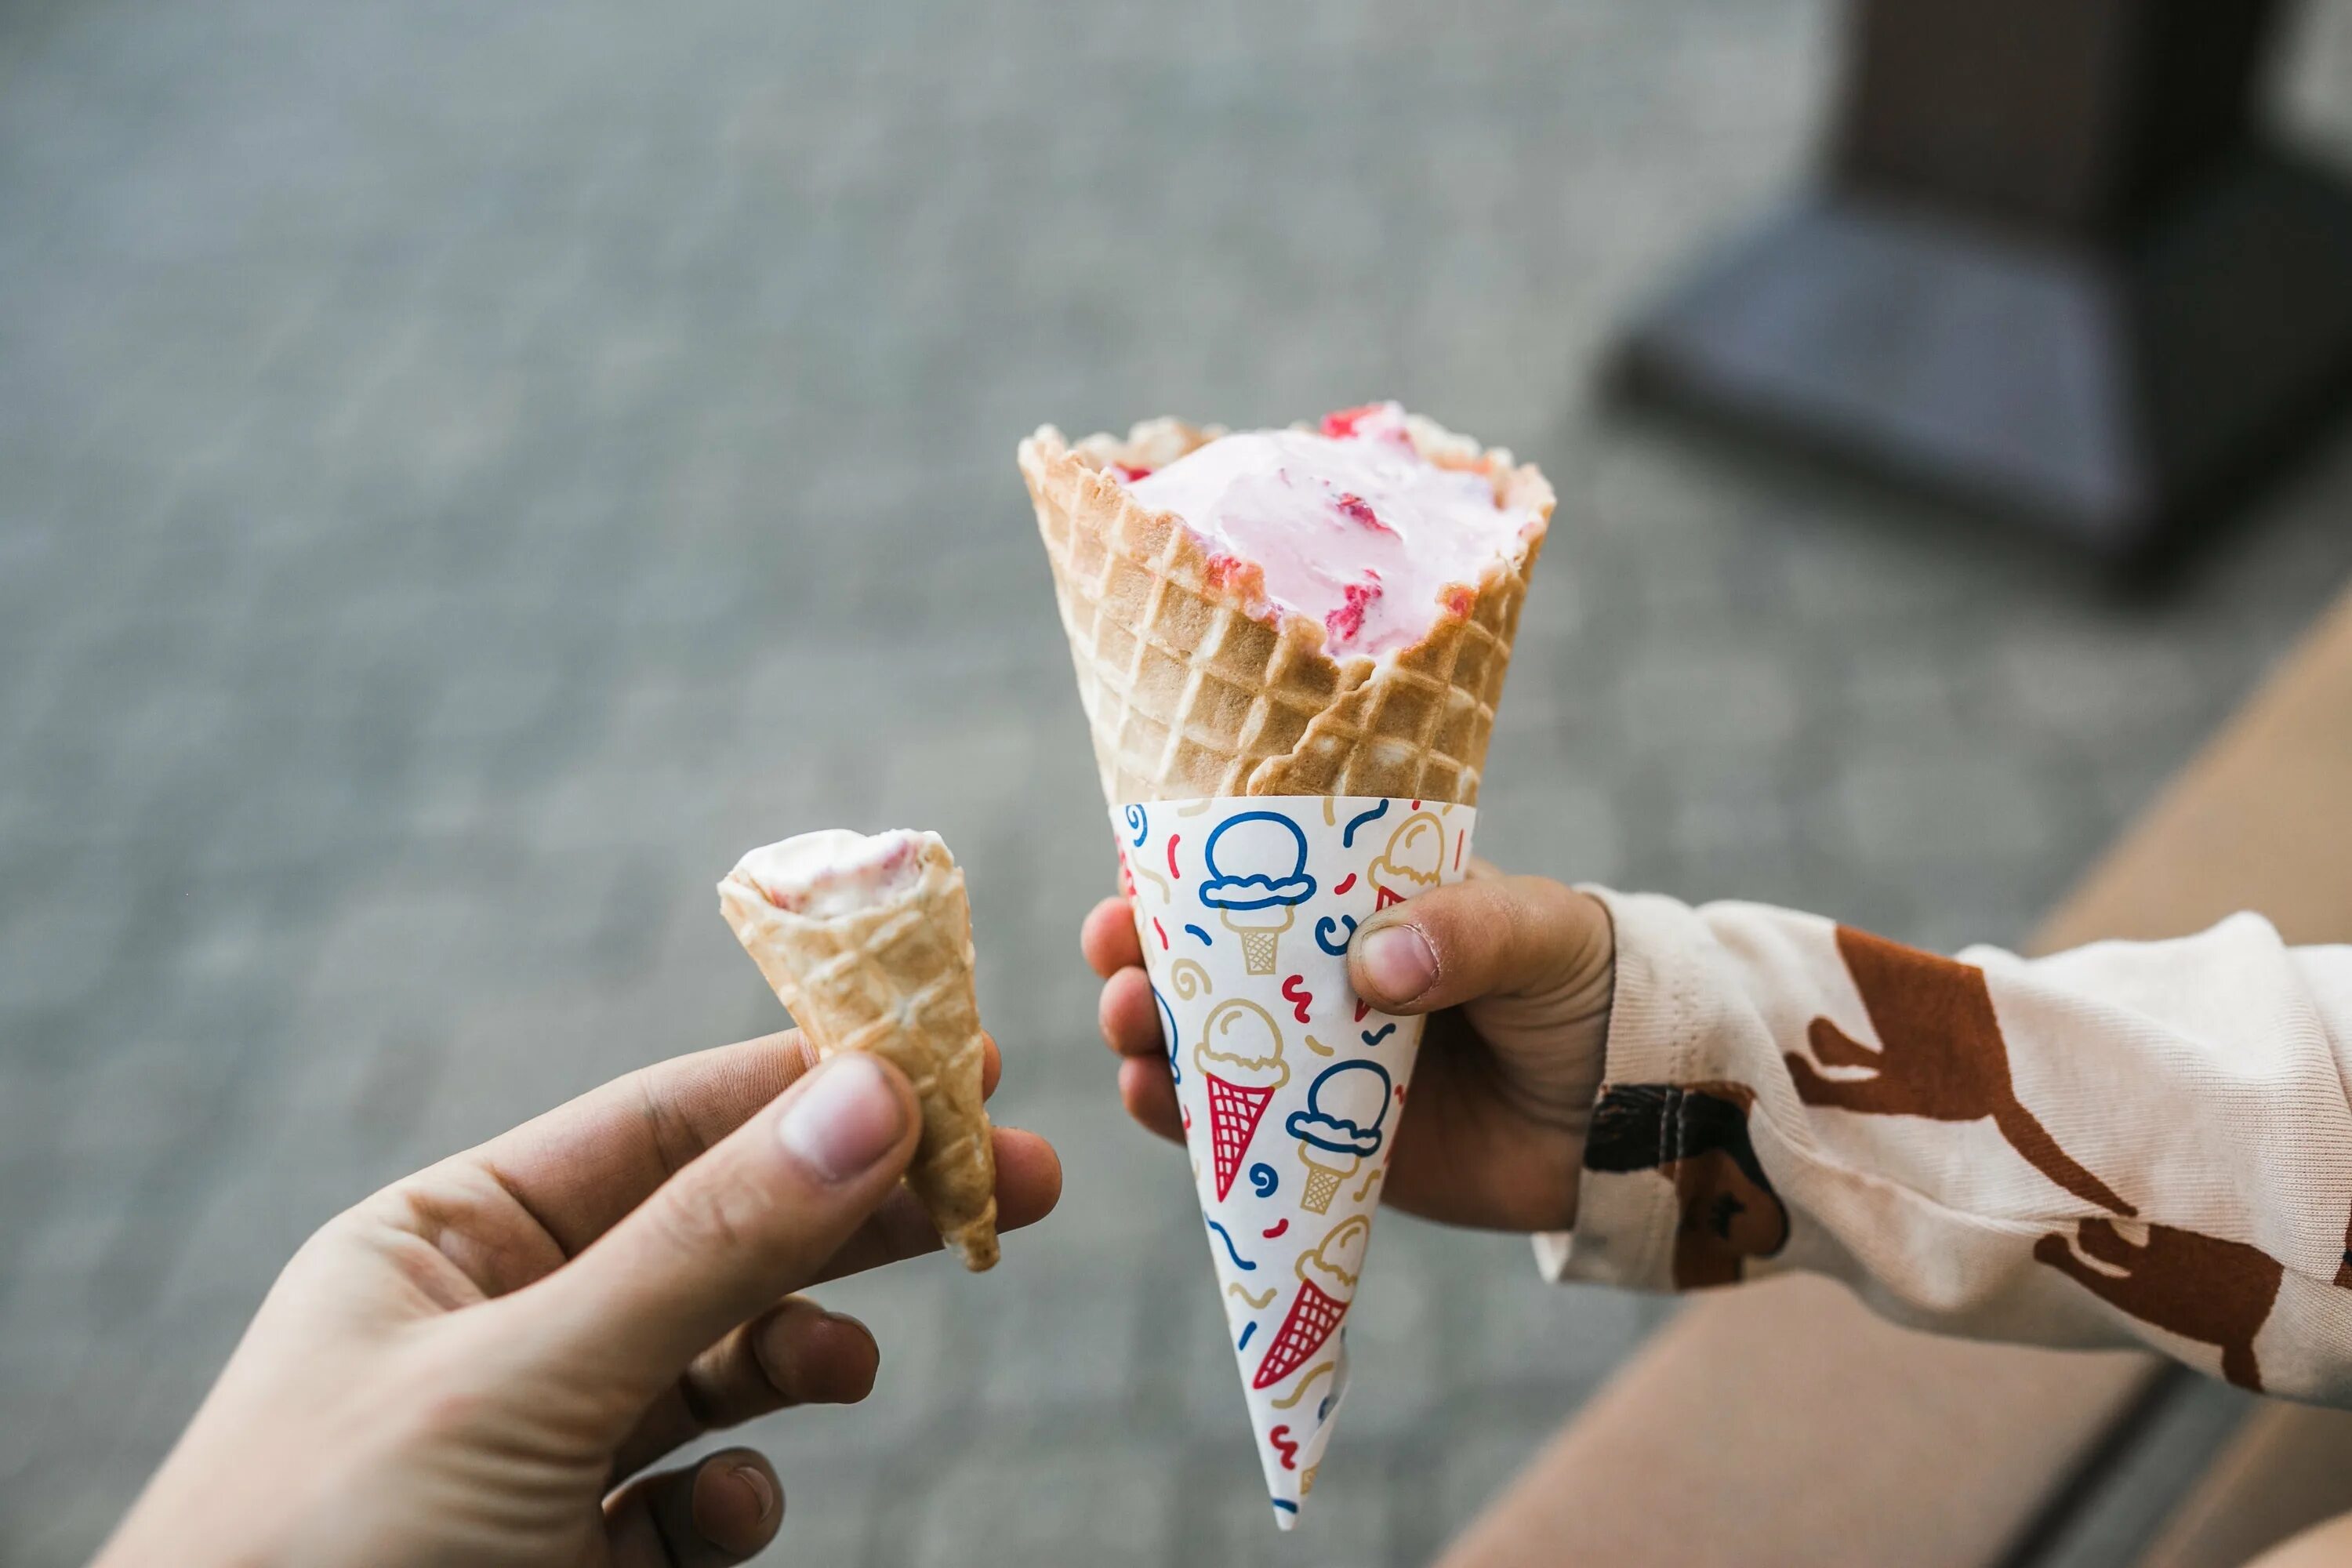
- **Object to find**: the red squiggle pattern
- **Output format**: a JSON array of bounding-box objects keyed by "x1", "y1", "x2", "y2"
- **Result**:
[
  {"x1": 1167, "y1": 835, "x2": 1182, "y2": 880},
  {"x1": 1262, "y1": 1218, "x2": 1290, "y2": 1240},
  {"x1": 1152, "y1": 918, "x2": 1168, "y2": 949},
  {"x1": 1269, "y1": 1425, "x2": 1299, "y2": 1471},
  {"x1": 1332, "y1": 872, "x2": 1357, "y2": 895},
  {"x1": 1280, "y1": 975, "x2": 1312, "y2": 1022}
]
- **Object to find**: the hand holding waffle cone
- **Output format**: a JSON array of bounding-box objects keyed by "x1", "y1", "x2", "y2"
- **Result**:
[{"x1": 719, "y1": 829, "x2": 1000, "y2": 1271}]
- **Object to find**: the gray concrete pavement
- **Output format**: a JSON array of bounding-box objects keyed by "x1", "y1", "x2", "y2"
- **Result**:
[{"x1": 6, "y1": 2, "x2": 2352, "y2": 1562}]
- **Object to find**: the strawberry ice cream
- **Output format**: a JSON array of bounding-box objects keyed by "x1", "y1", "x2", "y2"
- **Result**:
[
  {"x1": 1119, "y1": 401, "x2": 1543, "y2": 659},
  {"x1": 732, "y1": 828, "x2": 931, "y2": 917}
]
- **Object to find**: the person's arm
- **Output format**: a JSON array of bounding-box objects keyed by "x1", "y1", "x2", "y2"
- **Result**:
[
  {"x1": 94, "y1": 1033, "x2": 1061, "y2": 1568},
  {"x1": 1551, "y1": 891, "x2": 2352, "y2": 1402}
]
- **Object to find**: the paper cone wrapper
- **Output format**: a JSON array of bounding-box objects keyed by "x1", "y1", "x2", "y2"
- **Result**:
[{"x1": 1117, "y1": 797, "x2": 1473, "y2": 1526}]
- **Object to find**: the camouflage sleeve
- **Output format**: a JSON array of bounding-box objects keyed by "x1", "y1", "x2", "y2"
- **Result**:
[{"x1": 1534, "y1": 890, "x2": 2352, "y2": 1404}]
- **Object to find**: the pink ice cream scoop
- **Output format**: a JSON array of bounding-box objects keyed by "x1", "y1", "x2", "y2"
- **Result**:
[
  {"x1": 1120, "y1": 401, "x2": 1543, "y2": 659},
  {"x1": 735, "y1": 828, "x2": 931, "y2": 917}
]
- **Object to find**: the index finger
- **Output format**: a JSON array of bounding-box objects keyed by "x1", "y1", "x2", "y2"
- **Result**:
[
  {"x1": 470, "y1": 1030, "x2": 1004, "y2": 1260},
  {"x1": 1080, "y1": 896, "x2": 1142, "y2": 979}
]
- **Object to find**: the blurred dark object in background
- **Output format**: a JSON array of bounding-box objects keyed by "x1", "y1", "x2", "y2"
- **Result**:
[{"x1": 1613, "y1": 0, "x2": 2352, "y2": 572}]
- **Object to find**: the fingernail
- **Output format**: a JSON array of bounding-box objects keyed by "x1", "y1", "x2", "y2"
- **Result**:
[
  {"x1": 778, "y1": 1054, "x2": 906, "y2": 1181},
  {"x1": 1357, "y1": 924, "x2": 1436, "y2": 1003},
  {"x1": 731, "y1": 1462, "x2": 779, "y2": 1527}
]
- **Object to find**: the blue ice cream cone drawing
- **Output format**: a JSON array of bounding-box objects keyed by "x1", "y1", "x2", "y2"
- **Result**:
[
  {"x1": 1287, "y1": 1059, "x2": 1392, "y2": 1214},
  {"x1": 1198, "y1": 811, "x2": 1318, "y2": 976},
  {"x1": 1367, "y1": 810, "x2": 1447, "y2": 911}
]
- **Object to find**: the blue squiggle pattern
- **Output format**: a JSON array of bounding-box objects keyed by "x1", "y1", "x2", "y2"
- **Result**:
[
  {"x1": 1361, "y1": 1023, "x2": 1396, "y2": 1048},
  {"x1": 1237, "y1": 1321, "x2": 1257, "y2": 1350},
  {"x1": 1248, "y1": 1161, "x2": 1279, "y2": 1197},
  {"x1": 1155, "y1": 985, "x2": 1181, "y2": 1085},
  {"x1": 1315, "y1": 914, "x2": 1356, "y2": 956},
  {"x1": 1184, "y1": 923, "x2": 1212, "y2": 946},
  {"x1": 1341, "y1": 799, "x2": 1390, "y2": 847},
  {"x1": 1125, "y1": 804, "x2": 1149, "y2": 847},
  {"x1": 1204, "y1": 1218, "x2": 1258, "y2": 1272}
]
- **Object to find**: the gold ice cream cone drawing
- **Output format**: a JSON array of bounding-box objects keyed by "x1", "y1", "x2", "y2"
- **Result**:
[
  {"x1": 1295, "y1": 1142, "x2": 1359, "y2": 1214},
  {"x1": 1367, "y1": 810, "x2": 1447, "y2": 910},
  {"x1": 1226, "y1": 906, "x2": 1294, "y2": 975}
]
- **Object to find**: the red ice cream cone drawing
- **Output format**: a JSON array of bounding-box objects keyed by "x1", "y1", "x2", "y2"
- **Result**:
[
  {"x1": 1192, "y1": 999, "x2": 1291, "y2": 1201},
  {"x1": 1254, "y1": 1214, "x2": 1373, "y2": 1390},
  {"x1": 1366, "y1": 811, "x2": 1446, "y2": 910}
]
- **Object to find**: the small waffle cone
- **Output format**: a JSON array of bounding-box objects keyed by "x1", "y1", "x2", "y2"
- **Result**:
[
  {"x1": 718, "y1": 836, "x2": 999, "y2": 1270},
  {"x1": 1019, "y1": 411, "x2": 1552, "y2": 807}
]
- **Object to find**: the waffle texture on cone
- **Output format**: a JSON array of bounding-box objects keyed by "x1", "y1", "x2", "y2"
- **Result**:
[
  {"x1": 718, "y1": 833, "x2": 999, "y2": 1270},
  {"x1": 1020, "y1": 411, "x2": 1552, "y2": 806}
]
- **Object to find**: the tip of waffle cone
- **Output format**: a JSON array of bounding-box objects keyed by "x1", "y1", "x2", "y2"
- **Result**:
[{"x1": 947, "y1": 1211, "x2": 1000, "y2": 1272}]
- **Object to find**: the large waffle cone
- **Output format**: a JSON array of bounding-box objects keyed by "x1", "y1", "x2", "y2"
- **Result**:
[
  {"x1": 1020, "y1": 412, "x2": 1552, "y2": 807},
  {"x1": 717, "y1": 837, "x2": 999, "y2": 1270}
]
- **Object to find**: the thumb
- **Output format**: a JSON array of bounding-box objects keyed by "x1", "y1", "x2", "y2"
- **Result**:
[
  {"x1": 1348, "y1": 874, "x2": 1611, "y2": 1016},
  {"x1": 503, "y1": 1051, "x2": 920, "y2": 1410}
]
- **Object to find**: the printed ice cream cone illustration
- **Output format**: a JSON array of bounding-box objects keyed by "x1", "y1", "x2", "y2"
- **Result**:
[
  {"x1": 1192, "y1": 999, "x2": 1291, "y2": 1201},
  {"x1": 1287, "y1": 1059, "x2": 1392, "y2": 1215},
  {"x1": 717, "y1": 829, "x2": 999, "y2": 1270},
  {"x1": 1197, "y1": 811, "x2": 1316, "y2": 977},
  {"x1": 1226, "y1": 906, "x2": 1294, "y2": 975},
  {"x1": 1367, "y1": 811, "x2": 1447, "y2": 910},
  {"x1": 1294, "y1": 1143, "x2": 1356, "y2": 1214},
  {"x1": 1254, "y1": 1214, "x2": 1373, "y2": 1390}
]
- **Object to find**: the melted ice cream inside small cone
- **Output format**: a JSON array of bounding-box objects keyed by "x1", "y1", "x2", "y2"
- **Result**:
[
  {"x1": 735, "y1": 827, "x2": 930, "y2": 916},
  {"x1": 719, "y1": 829, "x2": 1000, "y2": 1271}
]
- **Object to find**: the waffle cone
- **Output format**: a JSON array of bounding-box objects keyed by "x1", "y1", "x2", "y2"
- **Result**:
[
  {"x1": 718, "y1": 837, "x2": 999, "y2": 1270},
  {"x1": 1020, "y1": 412, "x2": 1552, "y2": 807}
]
